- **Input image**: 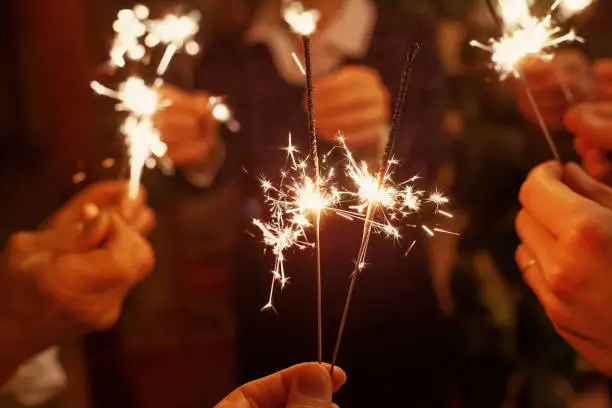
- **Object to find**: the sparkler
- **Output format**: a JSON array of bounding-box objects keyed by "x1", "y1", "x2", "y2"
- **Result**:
[
  {"x1": 282, "y1": 1, "x2": 326, "y2": 363},
  {"x1": 109, "y1": 5, "x2": 149, "y2": 68},
  {"x1": 471, "y1": 0, "x2": 584, "y2": 162},
  {"x1": 91, "y1": 77, "x2": 171, "y2": 199},
  {"x1": 330, "y1": 44, "x2": 421, "y2": 372},
  {"x1": 253, "y1": 134, "x2": 340, "y2": 312},
  {"x1": 145, "y1": 10, "x2": 202, "y2": 75}
]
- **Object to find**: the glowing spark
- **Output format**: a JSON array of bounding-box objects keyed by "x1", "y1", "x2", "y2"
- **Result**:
[
  {"x1": 252, "y1": 133, "x2": 344, "y2": 309},
  {"x1": 282, "y1": 1, "x2": 320, "y2": 36},
  {"x1": 145, "y1": 11, "x2": 201, "y2": 75},
  {"x1": 92, "y1": 77, "x2": 163, "y2": 117},
  {"x1": 209, "y1": 96, "x2": 241, "y2": 133},
  {"x1": 121, "y1": 116, "x2": 168, "y2": 198},
  {"x1": 471, "y1": 2, "x2": 583, "y2": 79},
  {"x1": 109, "y1": 5, "x2": 149, "y2": 68},
  {"x1": 291, "y1": 52, "x2": 306, "y2": 76},
  {"x1": 471, "y1": 16, "x2": 582, "y2": 79}
]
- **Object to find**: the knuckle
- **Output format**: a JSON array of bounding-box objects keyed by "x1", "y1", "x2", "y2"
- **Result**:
[
  {"x1": 566, "y1": 215, "x2": 608, "y2": 252},
  {"x1": 7, "y1": 232, "x2": 33, "y2": 252},
  {"x1": 546, "y1": 260, "x2": 577, "y2": 297}
]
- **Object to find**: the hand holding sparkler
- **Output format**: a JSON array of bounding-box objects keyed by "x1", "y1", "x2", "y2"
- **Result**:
[
  {"x1": 471, "y1": 0, "x2": 585, "y2": 161},
  {"x1": 516, "y1": 49, "x2": 594, "y2": 130},
  {"x1": 566, "y1": 102, "x2": 612, "y2": 183},
  {"x1": 154, "y1": 84, "x2": 224, "y2": 167},
  {"x1": 50, "y1": 181, "x2": 156, "y2": 236}
]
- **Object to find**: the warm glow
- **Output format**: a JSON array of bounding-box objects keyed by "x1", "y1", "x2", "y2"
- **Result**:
[
  {"x1": 283, "y1": 1, "x2": 320, "y2": 36},
  {"x1": 121, "y1": 117, "x2": 168, "y2": 198},
  {"x1": 110, "y1": 6, "x2": 149, "y2": 67},
  {"x1": 117, "y1": 77, "x2": 160, "y2": 117},
  {"x1": 145, "y1": 11, "x2": 201, "y2": 49},
  {"x1": 471, "y1": 14, "x2": 582, "y2": 78}
]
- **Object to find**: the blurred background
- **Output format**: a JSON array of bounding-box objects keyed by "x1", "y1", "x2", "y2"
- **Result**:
[{"x1": 0, "y1": 0, "x2": 611, "y2": 407}]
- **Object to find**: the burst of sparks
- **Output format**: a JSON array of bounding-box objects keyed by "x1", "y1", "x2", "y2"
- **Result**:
[
  {"x1": 253, "y1": 134, "x2": 339, "y2": 310},
  {"x1": 336, "y1": 134, "x2": 452, "y2": 242},
  {"x1": 145, "y1": 10, "x2": 201, "y2": 75},
  {"x1": 91, "y1": 76, "x2": 171, "y2": 199},
  {"x1": 109, "y1": 5, "x2": 149, "y2": 68},
  {"x1": 252, "y1": 133, "x2": 456, "y2": 309},
  {"x1": 121, "y1": 117, "x2": 168, "y2": 198},
  {"x1": 471, "y1": 2, "x2": 583, "y2": 79},
  {"x1": 282, "y1": 1, "x2": 320, "y2": 36}
]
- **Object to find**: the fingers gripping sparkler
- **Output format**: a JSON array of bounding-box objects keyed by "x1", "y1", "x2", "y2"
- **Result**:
[{"x1": 471, "y1": 0, "x2": 584, "y2": 162}]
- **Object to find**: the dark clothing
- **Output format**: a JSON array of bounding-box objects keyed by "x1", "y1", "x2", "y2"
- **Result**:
[{"x1": 195, "y1": 10, "x2": 451, "y2": 407}]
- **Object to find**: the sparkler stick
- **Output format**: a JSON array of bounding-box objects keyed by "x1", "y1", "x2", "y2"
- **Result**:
[
  {"x1": 331, "y1": 44, "x2": 420, "y2": 372},
  {"x1": 283, "y1": 0, "x2": 324, "y2": 363},
  {"x1": 474, "y1": 0, "x2": 582, "y2": 162}
]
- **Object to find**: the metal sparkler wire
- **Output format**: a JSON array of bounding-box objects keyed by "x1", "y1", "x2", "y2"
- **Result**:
[{"x1": 330, "y1": 43, "x2": 421, "y2": 372}]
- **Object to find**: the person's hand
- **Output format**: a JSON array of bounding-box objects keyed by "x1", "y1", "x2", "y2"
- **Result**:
[
  {"x1": 51, "y1": 181, "x2": 155, "y2": 236},
  {"x1": 155, "y1": 84, "x2": 220, "y2": 168},
  {"x1": 565, "y1": 102, "x2": 612, "y2": 184},
  {"x1": 515, "y1": 161, "x2": 612, "y2": 375},
  {"x1": 313, "y1": 65, "x2": 390, "y2": 153},
  {"x1": 594, "y1": 59, "x2": 612, "y2": 101},
  {"x1": 516, "y1": 50, "x2": 594, "y2": 130},
  {"x1": 215, "y1": 363, "x2": 346, "y2": 408},
  {"x1": 0, "y1": 205, "x2": 154, "y2": 383}
]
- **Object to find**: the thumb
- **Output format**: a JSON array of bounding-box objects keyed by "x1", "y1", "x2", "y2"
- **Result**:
[
  {"x1": 287, "y1": 364, "x2": 333, "y2": 408},
  {"x1": 565, "y1": 162, "x2": 612, "y2": 209}
]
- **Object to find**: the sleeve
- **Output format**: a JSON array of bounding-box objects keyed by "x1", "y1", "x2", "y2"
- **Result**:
[{"x1": 1, "y1": 347, "x2": 66, "y2": 406}]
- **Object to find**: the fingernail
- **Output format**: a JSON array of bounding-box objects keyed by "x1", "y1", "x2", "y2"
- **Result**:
[{"x1": 296, "y1": 367, "x2": 329, "y2": 397}]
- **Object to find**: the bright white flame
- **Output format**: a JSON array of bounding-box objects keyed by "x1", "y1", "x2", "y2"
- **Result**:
[
  {"x1": 116, "y1": 77, "x2": 161, "y2": 117},
  {"x1": 109, "y1": 6, "x2": 149, "y2": 67},
  {"x1": 498, "y1": 0, "x2": 532, "y2": 28},
  {"x1": 471, "y1": 13, "x2": 582, "y2": 79},
  {"x1": 283, "y1": 1, "x2": 320, "y2": 36},
  {"x1": 121, "y1": 117, "x2": 168, "y2": 198},
  {"x1": 145, "y1": 11, "x2": 201, "y2": 49}
]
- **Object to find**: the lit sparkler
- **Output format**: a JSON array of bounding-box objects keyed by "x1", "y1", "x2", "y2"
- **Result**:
[
  {"x1": 91, "y1": 76, "x2": 171, "y2": 199},
  {"x1": 109, "y1": 5, "x2": 150, "y2": 68},
  {"x1": 253, "y1": 134, "x2": 340, "y2": 311},
  {"x1": 145, "y1": 10, "x2": 202, "y2": 75},
  {"x1": 282, "y1": 1, "x2": 327, "y2": 363},
  {"x1": 330, "y1": 44, "x2": 422, "y2": 372},
  {"x1": 471, "y1": 0, "x2": 584, "y2": 161}
]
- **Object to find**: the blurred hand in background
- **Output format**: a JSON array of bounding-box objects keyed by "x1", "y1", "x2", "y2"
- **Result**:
[
  {"x1": 51, "y1": 181, "x2": 155, "y2": 235},
  {"x1": 313, "y1": 65, "x2": 390, "y2": 155},
  {"x1": 516, "y1": 50, "x2": 595, "y2": 130},
  {"x1": 155, "y1": 84, "x2": 221, "y2": 169},
  {"x1": 0, "y1": 201, "x2": 155, "y2": 384},
  {"x1": 566, "y1": 102, "x2": 612, "y2": 184}
]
